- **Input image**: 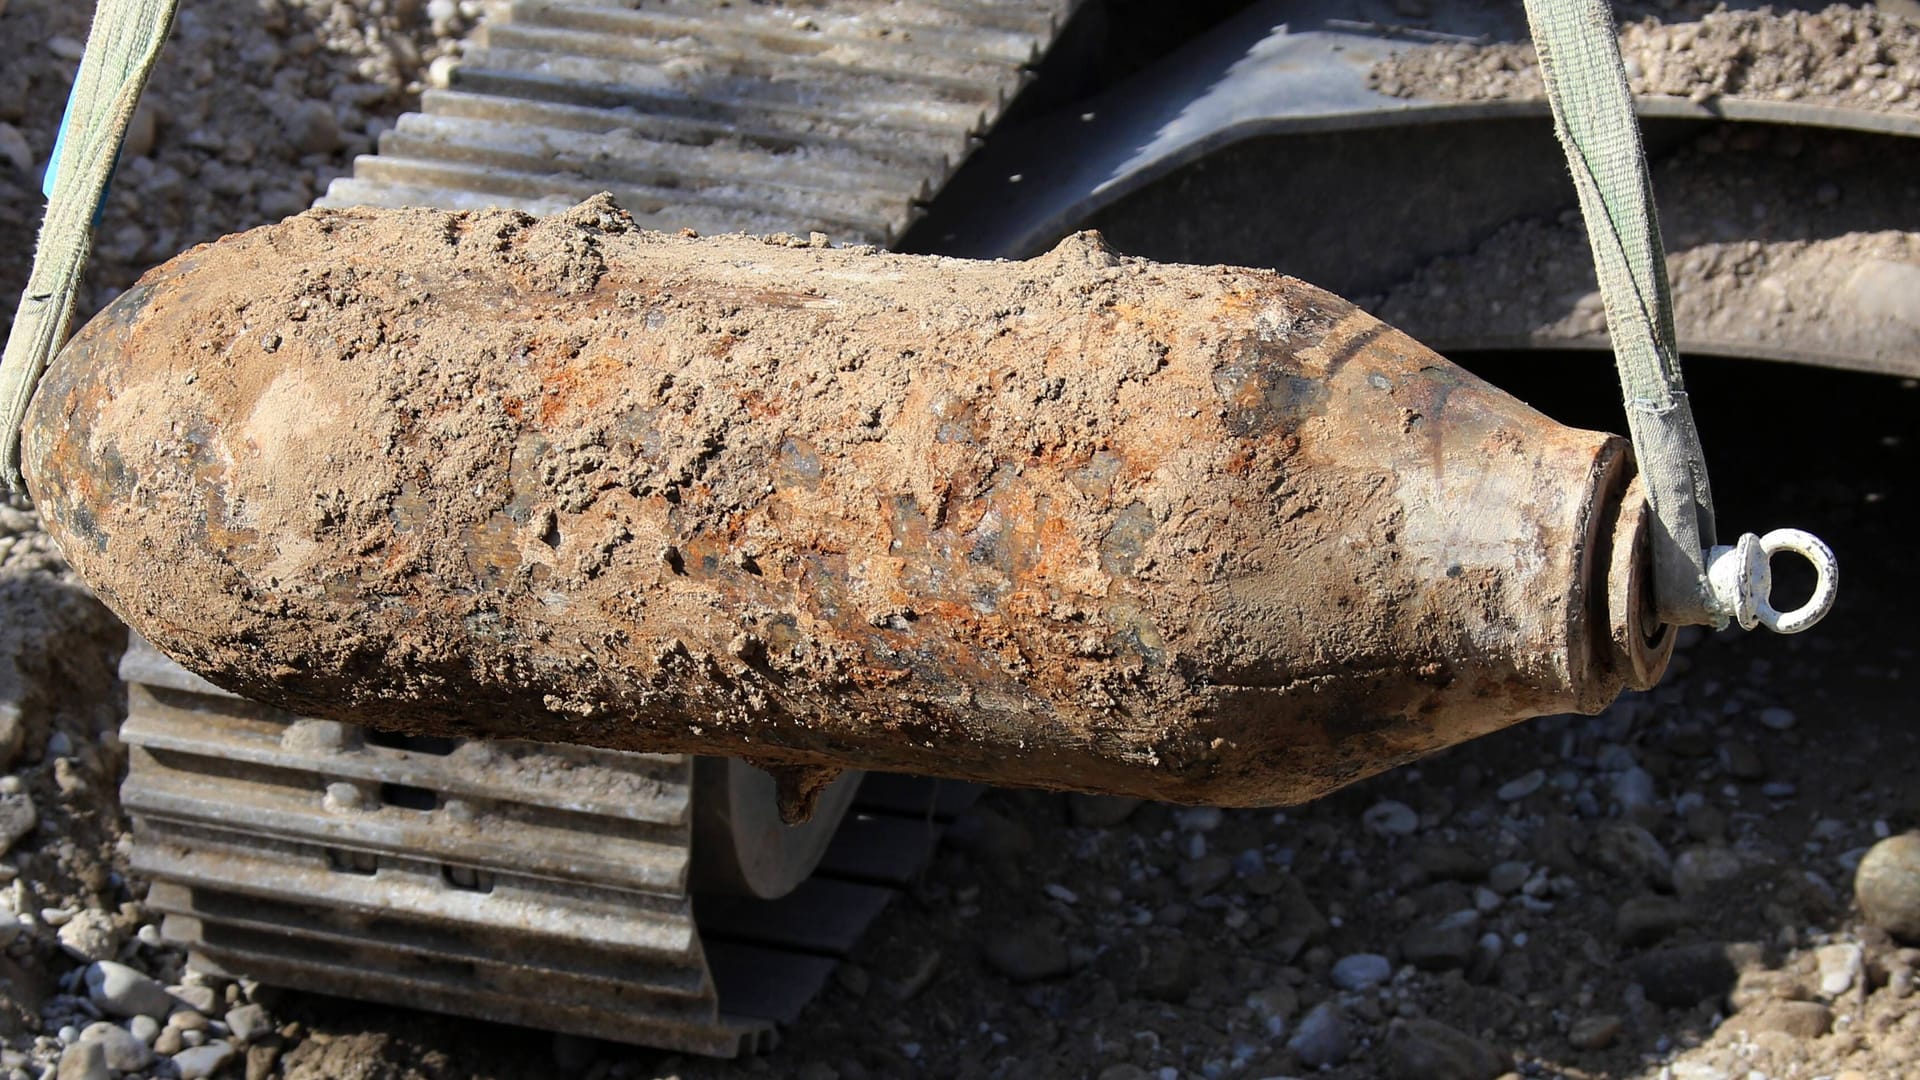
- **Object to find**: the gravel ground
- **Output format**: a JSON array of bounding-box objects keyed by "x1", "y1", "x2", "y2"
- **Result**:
[{"x1": 6, "y1": 3, "x2": 1920, "y2": 1080}]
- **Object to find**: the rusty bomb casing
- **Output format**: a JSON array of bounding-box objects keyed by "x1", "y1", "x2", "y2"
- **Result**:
[{"x1": 23, "y1": 198, "x2": 1672, "y2": 807}]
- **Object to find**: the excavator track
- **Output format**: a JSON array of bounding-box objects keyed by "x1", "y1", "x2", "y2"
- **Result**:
[
  {"x1": 318, "y1": 0, "x2": 1081, "y2": 244},
  {"x1": 122, "y1": 0, "x2": 1077, "y2": 1057}
]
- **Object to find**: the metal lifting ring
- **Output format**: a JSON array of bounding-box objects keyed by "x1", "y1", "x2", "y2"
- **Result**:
[{"x1": 1705, "y1": 529, "x2": 1839, "y2": 635}]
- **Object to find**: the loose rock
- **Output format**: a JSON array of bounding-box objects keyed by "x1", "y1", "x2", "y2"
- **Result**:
[
  {"x1": 225, "y1": 1003, "x2": 272, "y2": 1044},
  {"x1": 173, "y1": 1040, "x2": 238, "y2": 1080},
  {"x1": 0, "y1": 701, "x2": 23, "y2": 769},
  {"x1": 1383, "y1": 1017, "x2": 1503, "y2": 1080},
  {"x1": 1629, "y1": 942, "x2": 1756, "y2": 1008},
  {"x1": 1590, "y1": 823, "x2": 1673, "y2": 891},
  {"x1": 1672, "y1": 846, "x2": 1745, "y2": 898},
  {"x1": 78, "y1": 1022, "x2": 152, "y2": 1072},
  {"x1": 0, "y1": 790, "x2": 36, "y2": 856},
  {"x1": 1856, "y1": 833, "x2": 1920, "y2": 942},
  {"x1": 1816, "y1": 942, "x2": 1863, "y2": 997},
  {"x1": 1616, "y1": 895, "x2": 1695, "y2": 947},
  {"x1": 54, "y1": 1043, "x2": 107, "y2": 1080},
  {"x1": 1288, "y1": 1002, "x2": 1350, "y2": 1068},
  {"x1": 1733, "y1": 1000, "x2": 1834, "y2": 1038},
  {"x1": 1486, "y1": 861, "x2": 1530, "y2": 895},
  {"x1": 1402, "y1": 911, "x2": 1479, "y2": 971},
  {"x1": 56, "y1": 909, "x2": 123, "y2": 963},
  {"x1": 85, "y1": 961, "x2": 174, "y2": 1021},
  {"x1": 1567, "y1": 1014, "x2": 1623, "y2": 1051},
  {"x1": 1363, "y1": 800, "x2": 1420, "y2": 837},
  {"x1": 1330, "y1": 952, "x2": 1393, "y2": 991},
  {"x1": 1496, "y1": 770, "x2": 1546, "y2": 802}
]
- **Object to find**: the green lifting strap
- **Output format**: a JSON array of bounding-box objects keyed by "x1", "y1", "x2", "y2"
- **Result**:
[
  {"x1": 1, "y1": 0, "x2": 181, "y2": 489},
  {"x1": 1519, "y1": 0, "x2": 1722, "y2": 627}
]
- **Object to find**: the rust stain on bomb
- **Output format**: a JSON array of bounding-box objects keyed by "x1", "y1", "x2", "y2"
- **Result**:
[{"x1": 23, "y1": 196, "x2": 1669, "y2": 806}]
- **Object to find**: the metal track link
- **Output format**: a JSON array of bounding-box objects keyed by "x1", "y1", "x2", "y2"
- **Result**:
[
  {"x1": 121, "y1": 634, "x2": 979, "y2": 1056},
  {"x1": 318, "y1": 0, "x2": 1082, "y2": 245}
]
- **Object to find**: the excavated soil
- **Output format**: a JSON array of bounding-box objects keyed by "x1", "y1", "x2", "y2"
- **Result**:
[
  {"x1": 1369, "y1": 5, "x2": 1920, "y2": 113},
  {"x1": 1368, "y1": 122, "x2": 1920, "y2": 374}
]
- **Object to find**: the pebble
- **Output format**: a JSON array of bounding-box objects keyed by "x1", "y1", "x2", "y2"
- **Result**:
[
  {"x1": 1611, "y1": 767, "x2": 1658, "y2": 814},
  {"x1": 1329, "y1": 953, "x2": 1392, "y2": 991},
  {"x1": 982, "y1": 926, "x2": 1069, "y2": 983},
  {"x1": 1174, "y1": 806, "x2": 1223, "y2": 832},
  {"x1": 1590, "y1": 823, "x2": 1673, "y2": 891},
  {"x1": 224, "y1": 1003, "x2": 272, "y2": 1044},
  {"x1": 0, "y1": 122, "x2": 34, "y2": 175},
  {"x1": 1628, "y1": 942, "x2": 1757, "y2": 1008},
  {"x1": 1671, "y1": 846, "x2": 1745, "y2": 898},
  {"x1": 85, "y1": 962, "x2": 174, "y2": 1021},
  {"x1": 1246, "y1": 984, "x2": 1298, "y2": 1034},
  {"x1": 1615, "y1": 895, "x2": 1695, "y2": 946},
  {"x1": 1816, "y1": 942, "x2": 1863, "y2": 996},
  {"x1": 1486, "y1": 861, "x2": 1530, "y2": 895},
  {"x1": 1067, "y1": 794, "x2": 1141, "y2": 828},
  {"x1": 53, "y1": 1043, "x2": 106, "y2": 1080},
  {"x1": 1855, "y1": 833, "x2": 1920, "y2": 942},
  {"x1": 168, "y1": 984, "x2": 220, "y2": 1015},
  {"x1": 0, "y1": 702, "x2": 22, "y2": 770},
  {"x1": 57, "y1": 910, "x2": 123, "y2": 963},
  {"x1": 1567, "y1": 1013, "x2": 1623, "y2": 1050},
  {"x1": 1401, "y1": 911, "x2": 1480, "y2": 971},
  {"x1": 128, "y1": 1016, "x2": 160, "y2": 1046},
  {"x1": 153, "y1": 1029, "x2": 184, "y2": 1057},
  {"x1": 77, "y1": 1022, "x2": 151, "y2": 1072},
  {"x1": 1496, "y1": 770, "x2": 1545, "y2": 802},
  {"x1": 1363, "y1": 800, "x2": 1419, "y2": 837},
  {"x1": 0, "y1": 791, "x2": 36, "y2": 856},
  {"x1": 172, "y1": 1040, "x2": 237, "y2": 1080},
  {"x1": 280, "y1": 100, "x2": 341, "y2": 156},
  {"x1": 1733, "y1": 1000, "x2": 1833, "y2": 1038},
  {"x1": 1757, "y1": 705, "x2": 1796, "y2": 730},
  {"x1": 1382, "y1": 1017, "x2": 1502, "y2": 1080},
  {"x1": 1287, "y1": 1002, "x2": 1350, "y2": 1068}
]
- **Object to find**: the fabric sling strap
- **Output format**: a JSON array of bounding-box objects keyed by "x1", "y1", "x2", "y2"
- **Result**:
[
  {"x1": 1519, "y1": 0, "x2": 1835, "y2": 632},
  {"x1": 0, "y1": 0, "x2": 181, "y2": 489}
]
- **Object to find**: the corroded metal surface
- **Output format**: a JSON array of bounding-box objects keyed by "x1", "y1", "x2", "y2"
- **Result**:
[{"x1": 28, "y1": 200, "x2": 1666, "y2": 806}]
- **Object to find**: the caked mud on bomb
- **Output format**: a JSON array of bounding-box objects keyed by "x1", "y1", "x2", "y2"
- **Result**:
[{"x1": 22, "y1": 196, "x2": 1671, "y2": 809}]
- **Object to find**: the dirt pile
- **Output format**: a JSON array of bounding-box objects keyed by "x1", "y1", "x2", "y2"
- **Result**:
[{"x1": 1370, "y1": 5, "x2": 1920, "y2": 113}]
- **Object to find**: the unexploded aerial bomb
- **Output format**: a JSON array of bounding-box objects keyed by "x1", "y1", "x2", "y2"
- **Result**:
[{"x1": 23, "y1": 197, "x2": 1671, "y2": 810}]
